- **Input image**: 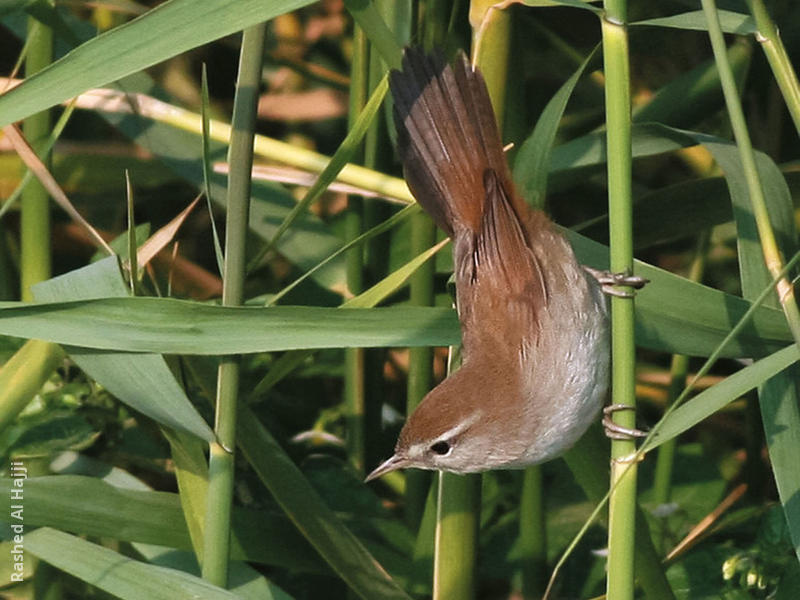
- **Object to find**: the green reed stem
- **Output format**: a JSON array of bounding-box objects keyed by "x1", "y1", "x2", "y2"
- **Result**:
[
  {"x1": 602, "y1": 1, "x2": 639, "y2": 598},
  {"x1": 4, "y1": 10, "x2": 63, "y2": 454},
  {"x1": 202, "y1": 23, "x2": 265, "y2": 587},
  {"x1": 344, "y1": 25, "x2": 369, "y2": 475},
  {"x1": 702, "y1": 0, "x2": 800, "y2": 349},
  {"x1": 434, "y1": 343, "x2": 480, "y2": 600},
  {"x1": 652, "y1": 232, "x2": 709, "y2": 550},
  {"x1": 519, "y1": 466, "x2": 547, "y2": 598},
  {"x1": 20, "y1": 9, "x2": 53, "y2": 301},
  {"x1": 745, "y1": 0, "x2": 800, "y2": 135},
  {"x1": 434, "y1": 470, "x2": 481, "y2": 600},
  {"x1": 405, "y1": 208, "x2": 437, "y2": 528}
]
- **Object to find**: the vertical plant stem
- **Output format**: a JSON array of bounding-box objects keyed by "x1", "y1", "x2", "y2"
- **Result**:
[
  {"x1": 202, "y1": 23, "x2": 265, "y2": 587},
  {"x1": 519, "y1": 466, "x2": 547, "y2": 597},
  {"x1": 345, "y1": 26, "x2": 368, "y2": 475},
  {"x1": 405, "y1": 0, "x2": 446, "y2": 529},
  {"x1": 10, "y1": 10, "x2": 67, "y2": 506},
  {"x1": 21, "y1": 9, "x2": 53, "y2": 301},
  {"x1": 652, "y1": 232, "x2": 709, "y2": 550},
  {"x1": 405, "y1": 209, "x2": 436, "y2": 528},
  {"x1": 745, "y1": 0, "x2": 800, "y2": 135},
  {"x1": 361, "y1": 0, "x2": 411, "y2": 471},
  {"x1": 469, "y1": 1, "x2": 511, "y2": 125},
  {"x1": 433, "y1": 344, "x2": 480, "y2": 600},
  {"x1": 702, "y1": 0, "x2": 800, "y2": 348},
  {"x1": 602, "y1": 1, "x2": 639, "y2": 598},
  {"x1": 434, "y1": 471, "x2": 481, "y2": 600}
]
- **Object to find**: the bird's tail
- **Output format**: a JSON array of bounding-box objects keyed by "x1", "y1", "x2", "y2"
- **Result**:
[{"x1": 390, "y1": 48, "x2": 522, "y2": 237}]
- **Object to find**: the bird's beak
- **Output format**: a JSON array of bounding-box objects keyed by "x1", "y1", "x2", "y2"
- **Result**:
[{"x1": 365, "y1": 454, "x2": 407, "y2": 482}]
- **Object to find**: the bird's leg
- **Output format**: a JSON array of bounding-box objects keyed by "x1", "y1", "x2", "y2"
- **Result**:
[
  {"x1": 603, "y1": 404, "x2": 648, "y2": 440},
  {"x1": 584, "y1": 266, "x2": 649, "y2": 298}
]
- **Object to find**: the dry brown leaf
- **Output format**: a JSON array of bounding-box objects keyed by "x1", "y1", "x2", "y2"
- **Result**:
[{"x1": 3, "y1": 124, "x2": 114, "y2": 255}]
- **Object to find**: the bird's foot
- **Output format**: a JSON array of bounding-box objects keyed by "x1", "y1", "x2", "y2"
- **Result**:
[
  {"x1": 585, "y1": 267, "x2": 649, "y2": 298},
  {"x1": 603, "y1": 404, "x2": 648, "y2": 440}
]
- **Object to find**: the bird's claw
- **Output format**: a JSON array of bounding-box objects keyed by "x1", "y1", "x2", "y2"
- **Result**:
[
  {"x1": 584, "y1": 267, "x2": 649, "y2": 298},
  {"x1": 603, "y1": 404, "x2": 648, "y2": 440}
]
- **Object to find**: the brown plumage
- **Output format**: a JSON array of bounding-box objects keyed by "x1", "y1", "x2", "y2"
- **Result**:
[{"x1": 366, "y1": 49, "x2": 609, "y2": 479}]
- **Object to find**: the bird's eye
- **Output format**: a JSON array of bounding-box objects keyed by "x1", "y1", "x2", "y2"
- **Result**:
[{"x1": 430, "y1": 441, "x2": 451, "y2": 456}]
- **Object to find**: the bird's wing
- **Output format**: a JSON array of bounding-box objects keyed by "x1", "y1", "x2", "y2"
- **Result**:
[
  {"x1": 391, "y1": 48, "x2": 548, "y2": 355},
  {"x1": 453, "y1": 170, "x2": 547, "y2": 357}
]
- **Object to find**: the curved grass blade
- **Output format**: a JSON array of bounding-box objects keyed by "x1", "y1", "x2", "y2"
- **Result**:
[
  {"x1": 633, "y1": 10, "x2": 755, "y2": 35},
  {"x1": 0, "y1": 276, "x2": 790, "y2": 358},
  {"x1": 0, "y1": 0, "x2": 317, "y2": 128},
  {"x1": 643, "y1": 344, "x2": 800, "y2": 451},
  {"x1": 513, "y1": 44, "x2": 599, "y2": 208},
  {"x1": 248, "y1": 74, "x2": 390, "y2": 272},
  {"x1": 25, "y1": 528, "x2": 241, "y2": 600},
  {"x1": 31, "y1": 257, "x2": 214, "y2": 441},
  {"x1": 238, "y1": 407, "x2": 412, "y2": 600},
  {"x1": 0, "y1": 475, "x2": 327, "y2": 572}
]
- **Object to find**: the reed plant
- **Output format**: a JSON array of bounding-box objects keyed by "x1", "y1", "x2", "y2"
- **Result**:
[{"x1": 0, "y1": 1, "x2": 799, "y2": 598}]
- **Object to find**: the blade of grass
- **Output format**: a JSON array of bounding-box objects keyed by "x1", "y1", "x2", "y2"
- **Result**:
[
  {"x1": 0, "y1": 99, "x2": 77, "y2": 221},
  {"x1": 0, "y1": 474, "x2": 327, "y2": 571},
  {"x1": 200, "y1": 64, "x2": 224, "y2": 277},
  {"x1": 31, "y1": 257, "x2": 214, "y2": 441},
  {"x1": 343, "y1": 0, "x2": 402, "y2": 69},
  {"x1": 0, "y1": 256, "x2": 793, "y2": 358},
  {"x1": 0, "y1": 0, "x2": 318, "y2": 128},
  {"x1": 237, "y1": 406, "x2": 412, "y2": 600},
  {"x1": 3, "y1": 124, "x2": 114, "y2": 256},
  {"x1": 25, "y1": 528, "x2": 241, "y2": 600},
  {"x1": 247, "y1": 74, "x2": 390, "y2": 273},
  {"x1": 512, "y1": 45, "x2": 599, "y2": 209}
]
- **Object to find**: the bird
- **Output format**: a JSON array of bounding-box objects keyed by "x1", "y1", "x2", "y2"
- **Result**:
[{"x1": 366, "y1": 48, "x2": 636, "y2": 482}]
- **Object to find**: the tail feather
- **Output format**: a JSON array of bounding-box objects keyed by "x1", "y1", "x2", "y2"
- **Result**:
[{"x1": 390, "y1": 48, "x2": 520, "y2": 236}]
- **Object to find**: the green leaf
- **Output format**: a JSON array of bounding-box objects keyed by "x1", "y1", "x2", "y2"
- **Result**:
[
  {"x1": 0, "y1": 475, "x2": 328, "y2": 572},
  {"x1": 24, "y1": 527, "x2": 241, "y2": 599},
  {"x1": 568, "y1": 232, "x2": 792, "y2": 358},
  {"x1": 711, "y1": 121, "x2": 800, "y2": 565},
  {"x1": 9, "y1": 412, "x2": 96, "y2": 458},
  {"x1": 0, "y1": 268, "x2": 790, "y2": 359},
  {"x1": 163, "y1": 428, "x2": 210, "y2": 561},
  {"x1": 238, "y1": 406, "x2": 412, "y2": 600},
  {"x1": 31, "y1": 258, "x2": 214, "y2": 441},
  {"x1": 633, "y1": 10, "x2": 756, "y2": 35},
  {"x1": 342, "y1": 0, "x2": 402, "y2": 69},
  {"x1": 250, "y1": 74, "x2": 390, "y2": 270},
  {"x1": 343, "y1": 239, "x2": 449, "y2": 309},
  {"x1": 200, "y1": 64, "x2": 224, "y2": 277},
  {"x1": 550, "y1": 122, "x2": 697, "y2": 173},
  {"x1": 631, "y1": 41, "x2": 751, "y2": 128},
  {"x1": 0, "y1": 297, "x2": 461, "y2": 354},
  {"x1": 0, "y1": 0, "x2": 317, "y2": 128},
  {"x1": 643, "y1": 344, "x2": 800, "y2": 452},
  {"x1": 135, "y1": 544, "x2": 295, "y2": 600},
  {"x1": 513, "y1": 45, "x2": 599, "y2": 208},
  {"x1": 519, "y1": 0, "x2": 601, "y2": 12}
]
